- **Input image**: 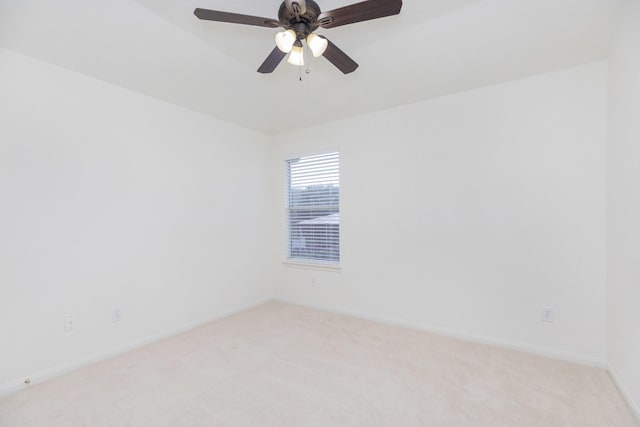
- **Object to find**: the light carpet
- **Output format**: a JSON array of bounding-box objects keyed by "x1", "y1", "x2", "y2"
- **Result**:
[{"x1": 0, "y1": 302, "x2": 637, "y2": 426}]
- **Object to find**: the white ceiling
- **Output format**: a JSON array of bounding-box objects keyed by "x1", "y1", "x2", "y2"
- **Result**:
[{"x1": 0, "y1": 0, "x2": 613, "y2": 134}]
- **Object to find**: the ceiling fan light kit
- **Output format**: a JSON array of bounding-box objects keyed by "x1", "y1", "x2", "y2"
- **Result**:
[
  {"x1": 194, "y1": 0, "x2": 403, "y2": 75},
  {"x1": 306, "y1": 33, "x2": 328, "y2": 57},
  {"x1": 275, "y1": 29, "x2": 297, "y2": 53},
  {"x1": 288, "y1": 42, "x2": 306, "y2": 66}
]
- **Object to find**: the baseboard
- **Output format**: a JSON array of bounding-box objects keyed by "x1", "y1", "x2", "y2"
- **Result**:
[
  {"x1": 1, "y1": 296, "x2": 610, "y2": 398},
  {"x1": 273, "y1": 297, "x2": 606, "y2": 368},
  {"x1": 0, "y1": 296, "x2": 271, "y2": 398},
  {"x1": 608, "y1": 363, "x2": 640, "y2": 422}
]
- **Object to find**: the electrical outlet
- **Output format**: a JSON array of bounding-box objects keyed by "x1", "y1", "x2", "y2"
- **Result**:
[
  {"x1": 112, "y1": 308, "x2": 123, "y2": 322},
  {"x1": 64, "y1": 314, "x2": 77, "y2": 331},
  {"x1": 311, "y1": 277, "x2": 318, "y2": 286},
  {"x1": 541, "y1": 307, "x2": 554, "y2": 323}
]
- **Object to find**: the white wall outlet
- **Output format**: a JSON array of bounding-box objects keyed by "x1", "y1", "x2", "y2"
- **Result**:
[
  {"x1": 541, "y1": 307, "x2": 554, "y2": 323},
  {"x1": 64, "y1": 314, "x2": 77, "y2": 331},
  {"x1": 112, "y1": 307, "x2": 123, "y2": 322},
  {"x1": 311, "y1": 277, "x2": 318, "y2": 286}
]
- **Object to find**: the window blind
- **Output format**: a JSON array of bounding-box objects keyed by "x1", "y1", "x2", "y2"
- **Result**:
[{"x1": 287, "y1": 151, "x2": 340, "y2": 262}]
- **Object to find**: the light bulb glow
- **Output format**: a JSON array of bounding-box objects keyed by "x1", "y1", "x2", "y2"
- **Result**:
[
  {"x1": 287, "y1": 45, "x2": 305, "y2": 66},
  {"x1": 275, "y1": 30, "x2": 296, "y2": 53},
  {"x1": 306, "y1": 33, "x2": 328, "y2": 57}
]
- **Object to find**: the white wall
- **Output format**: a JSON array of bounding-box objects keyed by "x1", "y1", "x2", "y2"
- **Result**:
[
  {"x1": 0, "y1": 45, "x2": 617, "y2": 400},
  {"x1": 0, "y1": 49, "x2": 274, "y2": 393},
  {"x1": 607, "y1": 0, "x2": 640, "y2": 417},
  {"x1": 273, "y1": 61, "x2": 609, "y2": 365}
]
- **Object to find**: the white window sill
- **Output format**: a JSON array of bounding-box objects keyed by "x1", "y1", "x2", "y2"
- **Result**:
[{"x1": 282, "y1": 259, "x2": 342, "y2": 272}]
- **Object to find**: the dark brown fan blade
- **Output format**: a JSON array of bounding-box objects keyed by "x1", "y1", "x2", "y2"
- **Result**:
[
  {"x1": 322, "y1": 39, "x2": 359, "y2": 74},
  {"x1": 194, "y1": 8, "x2": 280, "y2": 28},
  {"x1": 257, "y1": 47, "x2": 287, "y2": 73},
  {"x1": 318, "y1": 0, "x2": 402, "y2": 29},
  {"x1": 285, "y1": 0, "x2": 307, "y2": 15}
]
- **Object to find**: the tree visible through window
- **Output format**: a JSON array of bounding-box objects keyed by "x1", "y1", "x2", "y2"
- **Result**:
[{"x1": 287, "y1": 152, "x2": 339, "y2": 262}]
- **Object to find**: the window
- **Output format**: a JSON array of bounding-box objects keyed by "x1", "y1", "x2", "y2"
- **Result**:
[{"x1": 287, "y1": 151, "x2": 340, "y2": 263}]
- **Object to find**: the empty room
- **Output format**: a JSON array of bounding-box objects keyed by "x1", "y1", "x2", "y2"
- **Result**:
[{"x1": 1, "y1": 0, "x2": 639, "y2": 425}]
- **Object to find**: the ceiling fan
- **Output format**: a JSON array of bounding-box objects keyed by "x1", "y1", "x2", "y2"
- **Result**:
[{"x1": 194, "y1": 0, "x2": 403, "y2": 74}]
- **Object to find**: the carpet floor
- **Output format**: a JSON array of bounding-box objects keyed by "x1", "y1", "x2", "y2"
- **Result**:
[{"x1": 0, "y1": 302, "x2": 637, "y2": 426}]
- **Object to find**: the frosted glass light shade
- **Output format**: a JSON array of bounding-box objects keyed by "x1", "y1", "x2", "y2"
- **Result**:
[
  {"x1": 306, "y1": 33, "x2": 328, "y2": 57},
  {"x1": 287, "y1": 45, "x2": 305, "y2": 66},
  {"x1": 275, "y1": 30, "x2": 296, "y2": 53}
]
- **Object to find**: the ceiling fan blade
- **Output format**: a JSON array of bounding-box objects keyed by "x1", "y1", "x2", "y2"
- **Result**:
[
  {"x1": 318, "y1": 0, "x2": 402, "y2": 29},
  {"x1": 194, "y1": 8, "x2": 280, "y2": 28},
  {"x1": 285, "y1": 0, "x2": 307, "y2": 15},
  {"x1": 322, "y1": 39, "x2": 359, "y2": 74},
  {"x1": 257, "y1": 47, "x2": 287, "y2": 73}
]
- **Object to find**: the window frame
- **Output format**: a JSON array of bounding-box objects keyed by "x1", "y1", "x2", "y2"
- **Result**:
[{"x1": 284, "y1": 149, "x2": 341, "y2": 269}]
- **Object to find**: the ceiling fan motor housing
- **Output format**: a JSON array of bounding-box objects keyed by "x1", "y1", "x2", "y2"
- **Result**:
[{"x1": 278, "y1": 0, "x2": 322, "y2": 39}]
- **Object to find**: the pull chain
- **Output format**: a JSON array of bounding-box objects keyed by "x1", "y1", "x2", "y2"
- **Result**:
[{"x1": 298, "y1": 40, "x2": 310, "y2": 82}]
